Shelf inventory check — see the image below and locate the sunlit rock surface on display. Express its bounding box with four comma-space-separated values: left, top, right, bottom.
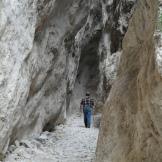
96, 0, 160, 162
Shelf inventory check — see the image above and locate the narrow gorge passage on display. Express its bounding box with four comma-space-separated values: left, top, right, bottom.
1, 0, 159, 162
3, 114, 99, 162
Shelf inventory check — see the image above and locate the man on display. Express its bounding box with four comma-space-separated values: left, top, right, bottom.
80, 92, 94, 128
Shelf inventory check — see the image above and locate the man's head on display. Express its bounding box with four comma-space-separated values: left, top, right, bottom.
86, 92, 90, 97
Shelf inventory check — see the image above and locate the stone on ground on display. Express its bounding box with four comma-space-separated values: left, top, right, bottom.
4, 114, 99, 162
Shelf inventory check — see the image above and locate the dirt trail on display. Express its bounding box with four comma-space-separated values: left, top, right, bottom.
4, 113, 99, 162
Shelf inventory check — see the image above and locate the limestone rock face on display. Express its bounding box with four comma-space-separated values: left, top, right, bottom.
96, 0, 159, 162
0, 0, 38, 153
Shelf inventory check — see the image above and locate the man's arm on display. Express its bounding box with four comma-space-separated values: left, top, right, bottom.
80, 99, 83, 113
91, 99, 95, 114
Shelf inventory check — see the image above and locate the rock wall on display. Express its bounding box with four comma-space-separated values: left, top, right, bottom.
96, 0, 159, 162
0, 0, 38, 153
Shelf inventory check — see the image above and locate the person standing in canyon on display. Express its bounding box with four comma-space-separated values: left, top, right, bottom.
80, 92, 94, 128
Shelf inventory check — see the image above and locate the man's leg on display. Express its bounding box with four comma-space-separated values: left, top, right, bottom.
84, 111, 87, 128
87, 111, 92, 128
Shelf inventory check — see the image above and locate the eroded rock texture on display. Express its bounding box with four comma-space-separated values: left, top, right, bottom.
96, 0, 159, 162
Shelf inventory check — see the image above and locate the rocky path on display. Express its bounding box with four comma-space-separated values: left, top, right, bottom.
4, 113, 99, 162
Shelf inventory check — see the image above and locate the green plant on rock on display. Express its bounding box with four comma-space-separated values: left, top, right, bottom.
157, 12, 162, 32
0, 153, 5, 161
